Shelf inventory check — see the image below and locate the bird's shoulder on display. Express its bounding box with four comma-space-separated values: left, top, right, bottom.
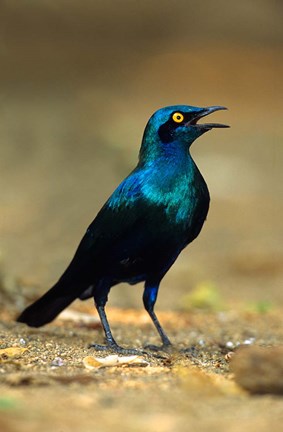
75, 168, 159, 252
74, 159, 208, 258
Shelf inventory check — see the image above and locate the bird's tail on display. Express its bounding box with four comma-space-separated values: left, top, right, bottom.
17, 279, 81, 328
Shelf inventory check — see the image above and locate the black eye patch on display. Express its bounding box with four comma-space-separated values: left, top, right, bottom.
158, 112, 190, 143
158, 120, 174, 143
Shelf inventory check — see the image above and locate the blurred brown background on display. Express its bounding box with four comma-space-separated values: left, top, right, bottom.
0, 0, 282, 309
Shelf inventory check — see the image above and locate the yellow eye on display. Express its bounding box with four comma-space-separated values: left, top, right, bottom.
172, 112, 184, 123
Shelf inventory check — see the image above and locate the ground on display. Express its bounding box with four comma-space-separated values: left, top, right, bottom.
0, 301, 283, 432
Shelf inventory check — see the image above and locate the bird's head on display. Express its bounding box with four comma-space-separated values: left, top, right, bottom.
139, 105, 229, 164
148, 105, 229, 144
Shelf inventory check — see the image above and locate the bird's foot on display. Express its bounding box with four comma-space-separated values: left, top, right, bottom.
88, 343, 109, 352
88, 342, 143, 356
180, 346, 198, 355
144, 342, 174, 353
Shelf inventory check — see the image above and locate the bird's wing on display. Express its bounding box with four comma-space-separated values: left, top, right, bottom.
78, 170, 160, 257
61, 169, 171, 281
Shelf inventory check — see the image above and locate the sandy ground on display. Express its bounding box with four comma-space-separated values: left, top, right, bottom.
1, 303, 283, 432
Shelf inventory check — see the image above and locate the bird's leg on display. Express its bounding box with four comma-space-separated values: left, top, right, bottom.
94, 304, 119, 350
89, 281, 142, 355
143, 280, 172, 351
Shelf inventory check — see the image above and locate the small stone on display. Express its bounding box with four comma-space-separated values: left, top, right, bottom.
243, 338, 255, 345
225, 341, 234, 348
51, 357, 64, 367
231, 346, 283, 394
19, 338, 27, 346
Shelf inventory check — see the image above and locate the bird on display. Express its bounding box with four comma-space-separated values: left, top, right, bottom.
17, 104, 229, 354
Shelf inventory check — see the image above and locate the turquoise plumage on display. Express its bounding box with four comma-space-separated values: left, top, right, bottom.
17, 104, 228, 353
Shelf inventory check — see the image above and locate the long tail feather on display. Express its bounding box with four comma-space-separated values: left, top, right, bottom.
17, 280, 80, 327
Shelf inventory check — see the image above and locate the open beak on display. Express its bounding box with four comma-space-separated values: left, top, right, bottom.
187, 106, 229, 130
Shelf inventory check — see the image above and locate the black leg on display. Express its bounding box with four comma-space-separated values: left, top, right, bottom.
143, 280, 172, 350
94, 304, 119, 349
89, 280, 142, 355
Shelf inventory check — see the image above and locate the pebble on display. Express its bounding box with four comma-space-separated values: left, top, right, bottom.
51, 357, 64, 367
19, 338, 27, 346
225, 341, 234, 349
243, 338, 255, 345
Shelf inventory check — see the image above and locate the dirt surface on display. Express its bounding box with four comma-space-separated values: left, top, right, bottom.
1, 304, 283, 432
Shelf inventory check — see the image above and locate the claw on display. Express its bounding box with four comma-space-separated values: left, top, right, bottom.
89, 342, 144, 356
144, 343, 174, 353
